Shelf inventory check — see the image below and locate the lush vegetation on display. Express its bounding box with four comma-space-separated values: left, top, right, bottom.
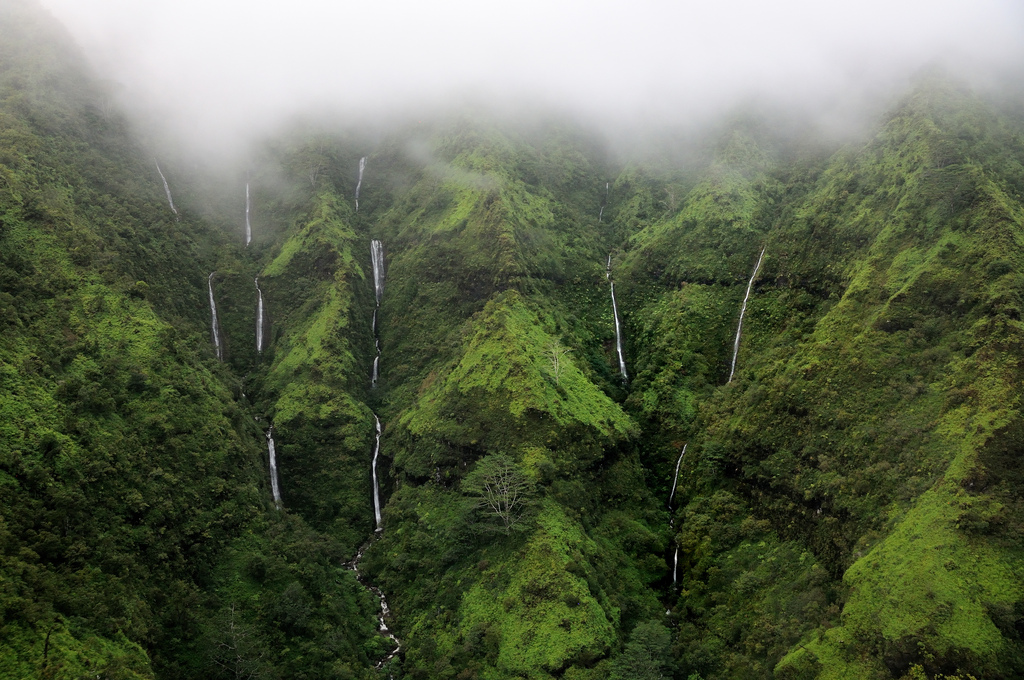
2, 2, 1023, 678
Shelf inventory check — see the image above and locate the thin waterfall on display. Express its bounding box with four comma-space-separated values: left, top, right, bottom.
355, 157, 366, 211
207, 272, 222, 361
370, 240, 385, 387
372, 415, 383, 531
673, 547, 679, 585
371, 309, 380, 385
245, 182, 252, 246
255, 277, 265, 354
606, 258, 628, 382
611, 282, 627, 381
344, 414, 400, 670
267, 426, 281, 509
154, 160, 178, 217
371, 239, 385, 304
668, 444, 687, 509
598, 206, 604, 223
728, 247, 766, 383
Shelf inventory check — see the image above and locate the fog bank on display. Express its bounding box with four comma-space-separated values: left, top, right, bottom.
39, 0, 1024, 152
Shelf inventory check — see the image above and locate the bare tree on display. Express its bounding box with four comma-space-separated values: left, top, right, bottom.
212, 603, 264, 680
462, 454, 536, 533
547, 337, 571, 385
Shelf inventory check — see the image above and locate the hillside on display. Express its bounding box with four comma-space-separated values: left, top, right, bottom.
1, 3, 1023, 679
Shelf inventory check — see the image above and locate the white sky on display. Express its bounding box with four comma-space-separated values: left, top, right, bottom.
37, 0, 1024, 150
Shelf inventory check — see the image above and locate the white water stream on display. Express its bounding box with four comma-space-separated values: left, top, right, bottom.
372, 415, 383, 531
207, 273, 222, 361
154, 161, 178, 217
347, 539, 400, 671
668, 444, 687, 510
728, 247, 766, 383
255, 277, 265, 354
266, 426, 281, 509
355, 157, 366, 211
606, 255, 628, 381
371, 240, 385, 387
245, 182, 252, 246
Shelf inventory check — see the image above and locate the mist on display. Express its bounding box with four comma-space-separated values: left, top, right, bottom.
37, 0, 1024, 155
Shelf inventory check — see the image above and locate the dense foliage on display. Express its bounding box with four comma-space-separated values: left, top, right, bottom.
2, 2, 1023, 679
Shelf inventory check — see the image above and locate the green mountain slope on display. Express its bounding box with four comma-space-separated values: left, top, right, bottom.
3, 3, 1024, 679
0, 3, 380, 678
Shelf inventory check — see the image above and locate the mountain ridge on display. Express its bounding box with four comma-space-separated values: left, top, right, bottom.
1, 3, 1023, 678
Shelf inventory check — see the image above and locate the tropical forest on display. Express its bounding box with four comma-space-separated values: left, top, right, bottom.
1, 1, 1023, 678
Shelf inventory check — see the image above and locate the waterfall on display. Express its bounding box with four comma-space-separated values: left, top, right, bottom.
598, 205, 604, 223
611, 282, 627, 382
347, 540, 400, 671
668, 444, 687, 509
672, 547, 679, 585
255, 277, 265, 354
207, 273, 222, 361
370, 240, 385, 387
605, 256, 627, 381
728, 247, 766, 383
245, 182, 252, 246
355, 156, 366, 211
372, 415, 383, 531
154, 161, 178, 217
267, 426, 281, 509
344, 412, 400, 670
371, 239, 385, 304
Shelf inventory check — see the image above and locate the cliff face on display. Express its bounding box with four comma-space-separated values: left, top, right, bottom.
2, 4, 1023, 679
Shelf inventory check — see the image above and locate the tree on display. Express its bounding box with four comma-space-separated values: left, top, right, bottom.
609, 621, 673, 680
462, 454, 537, 533
547, 337, 572, 385
211, 603, 265, 680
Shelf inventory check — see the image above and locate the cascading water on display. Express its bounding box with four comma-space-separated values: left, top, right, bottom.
350, 240, 400, 669
255, 277, 265, 354
355, 157, 366, 211
371, 239, 385, 305
673, 547, 679, 585
728, 247, 766, 383
266, 426, 281, 509
245, 182, 252, 246
372, 309, 381, 385
372, 415, 383, 531
667, 443, 687, 510
370, 239, 385, 387
154, 160, 178, 217
207, 272, 222, 361
607, 256, 628, 382
344, 415, 401, 672
347, 540, 400, 671
611, 284, 627, 381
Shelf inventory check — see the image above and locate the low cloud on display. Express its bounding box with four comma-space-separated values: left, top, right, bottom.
37, 0, 1024, 154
